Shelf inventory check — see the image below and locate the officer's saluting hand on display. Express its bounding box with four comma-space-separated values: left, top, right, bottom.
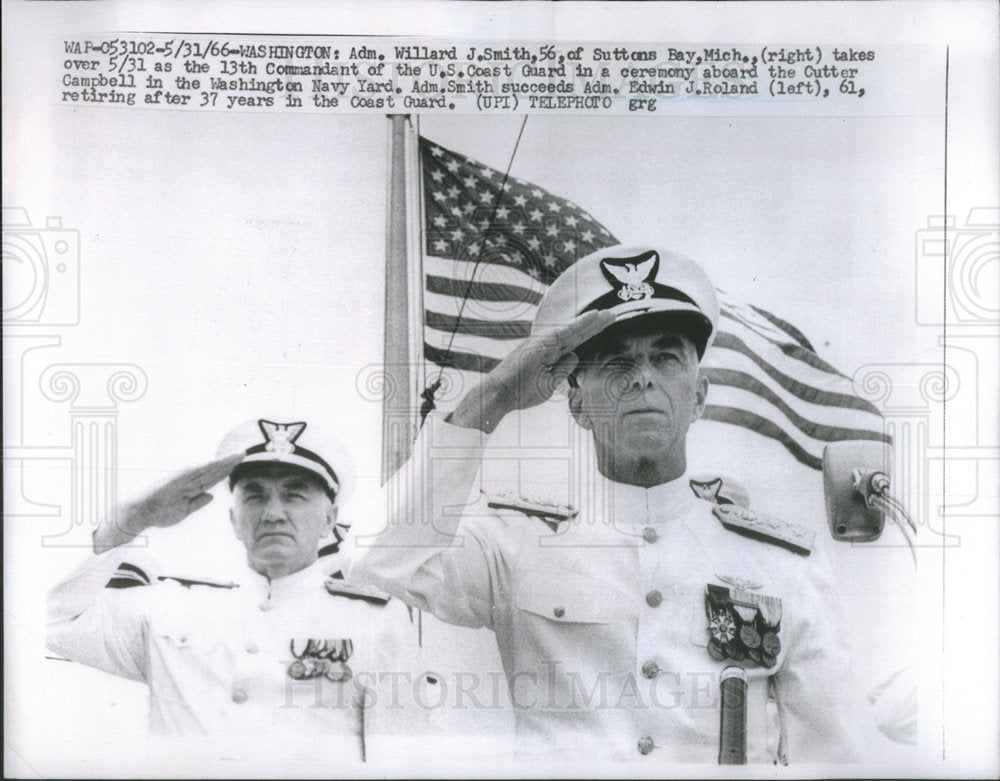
93, 452, 244, 553
448, 309, 615, 433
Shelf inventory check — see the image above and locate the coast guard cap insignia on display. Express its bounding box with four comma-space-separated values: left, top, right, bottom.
260, 420, 306, 455
220, 417, 342, 497
600, 250, 659, 302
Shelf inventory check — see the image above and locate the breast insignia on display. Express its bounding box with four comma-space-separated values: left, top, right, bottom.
689, 473, 751, 508
715, 573, 764, 592
713, 505, 815, 556
485, 490, 577, 531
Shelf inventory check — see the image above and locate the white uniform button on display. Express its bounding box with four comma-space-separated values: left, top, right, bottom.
645, 589, 663, 607
642, 526, 659, 543
245, 643, 259, 654
637, 735, 655, 755
259, 600, 274, 612
642, 660, 660, 679
232, 689, 248, 704
553, 606, 566, 618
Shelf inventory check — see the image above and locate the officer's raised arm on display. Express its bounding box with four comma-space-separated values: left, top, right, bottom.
347, 406, 499, 628
350, 309, 613, 627
92, 452, 245, 553
47, 451, 245, 677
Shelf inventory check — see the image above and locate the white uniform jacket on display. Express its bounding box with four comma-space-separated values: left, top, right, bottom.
47, 546, 425, 759
350, 415, 862, 763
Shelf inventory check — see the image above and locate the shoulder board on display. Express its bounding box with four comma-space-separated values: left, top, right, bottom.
105, 561, 152, 589
485, 490, 577, 523
157, 575, 240, 589
324, 578, 390, 605
713, 505, 814, 556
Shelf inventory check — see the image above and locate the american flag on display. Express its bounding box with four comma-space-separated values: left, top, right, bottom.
418, 136, 888, 469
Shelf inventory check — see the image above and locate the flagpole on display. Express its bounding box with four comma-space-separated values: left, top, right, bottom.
382, 114, 412, 484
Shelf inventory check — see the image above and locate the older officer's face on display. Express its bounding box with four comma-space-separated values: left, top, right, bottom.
570, 321, 708, 482
230, 465, 336, 579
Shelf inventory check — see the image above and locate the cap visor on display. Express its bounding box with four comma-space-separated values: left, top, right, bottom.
231, 453, 337, 494
574, 304, 714, 359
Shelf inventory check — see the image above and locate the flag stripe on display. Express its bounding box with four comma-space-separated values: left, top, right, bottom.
426, 274, 543, 305
711, 332, 880, 415
749, 303, 816, 352
425, 310, 531, 340
703, 347, 883, 428
424, 328, 511, 363
706, 384, 889, 466
704, 368, 890, 444
700, 406, 824, 469
718, 291, 817, 354
425, 255, 548, 294
425, 343, 501, 374
424, 290, 540, 326
719, 308, 847, 379
708, 327, 866, 407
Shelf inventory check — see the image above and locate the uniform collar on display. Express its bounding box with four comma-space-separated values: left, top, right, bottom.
241, 556, 329, 601
594, 468, 697, 526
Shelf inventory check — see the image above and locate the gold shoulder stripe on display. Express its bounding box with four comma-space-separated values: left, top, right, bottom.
157, 575, 240, 589
485, 490, 577, 522
713, 505, 814, 556
324, 579, 390, 605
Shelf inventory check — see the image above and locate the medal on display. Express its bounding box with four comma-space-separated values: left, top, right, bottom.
761, 632, 781, 658
288, 638, 354, 680
709, 610, 737, 644
708, 637, 726, 661
704, 583, 783, 669
739, 625, 761, 649
325, 663, 353, 682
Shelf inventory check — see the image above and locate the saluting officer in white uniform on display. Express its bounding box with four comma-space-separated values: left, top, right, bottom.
48, 418, 423, 761
350, 245, 862, 764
